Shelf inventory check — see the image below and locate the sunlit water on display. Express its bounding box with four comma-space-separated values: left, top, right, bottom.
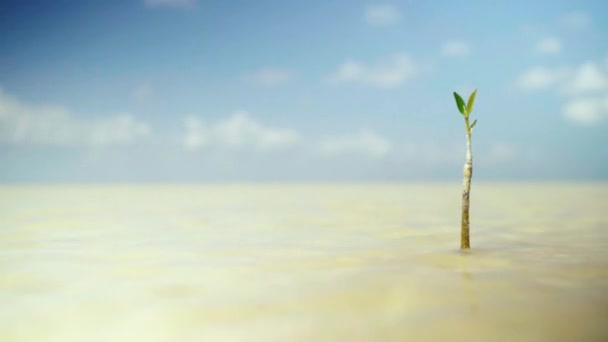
1, 183, 607, 341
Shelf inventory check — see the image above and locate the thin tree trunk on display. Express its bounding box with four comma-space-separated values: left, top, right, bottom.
461, 130, 472, 249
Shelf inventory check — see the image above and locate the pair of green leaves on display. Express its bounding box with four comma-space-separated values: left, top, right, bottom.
453, 89, 477, 129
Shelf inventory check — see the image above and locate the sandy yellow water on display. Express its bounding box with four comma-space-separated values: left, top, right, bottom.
0, 183, 607, 341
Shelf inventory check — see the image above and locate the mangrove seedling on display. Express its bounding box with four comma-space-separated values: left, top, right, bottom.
453, 89, 477, 249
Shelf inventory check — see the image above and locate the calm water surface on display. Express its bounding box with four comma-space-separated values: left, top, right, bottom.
1, 183, 607, 341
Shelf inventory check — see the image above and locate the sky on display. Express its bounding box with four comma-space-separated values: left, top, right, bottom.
0, 0, 607, 182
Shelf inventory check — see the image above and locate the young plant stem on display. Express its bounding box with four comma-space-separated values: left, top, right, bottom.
461, 118, 473, 249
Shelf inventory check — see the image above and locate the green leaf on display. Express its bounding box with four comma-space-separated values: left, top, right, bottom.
453, 92, 466, 115
466, 89, 477, 115
470, 119, 477, 129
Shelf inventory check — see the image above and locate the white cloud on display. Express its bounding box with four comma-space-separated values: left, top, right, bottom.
365, 4, 400, 27
329, 61, 363, 82
182, 113, 461, 164
318, 131, 391, 158
563, 95, 608, 125
183, 116, 208, 149
440, 40, 471, 58
183, 111, 299, 151
144, 0, 196, 8
517, 66, 569, 91
567, 62, 607, 94
518, 62, 607, 93
535, 37, 561, 55
560, 11, 591, 30
518, 56, 608, 126
398, 142, 462, 165
246, 68, 293, 87
487, 143, 517, 164
328, 53, 418, 88
132, 83, 154, 103
0, 89, 149, 147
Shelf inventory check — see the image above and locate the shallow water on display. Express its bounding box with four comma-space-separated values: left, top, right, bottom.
0, 183, 607, 341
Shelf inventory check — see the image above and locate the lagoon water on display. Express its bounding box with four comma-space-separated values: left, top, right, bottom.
0, 183, 607, 341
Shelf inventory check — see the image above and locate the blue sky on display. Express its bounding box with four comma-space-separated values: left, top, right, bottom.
0, 0, 607, 182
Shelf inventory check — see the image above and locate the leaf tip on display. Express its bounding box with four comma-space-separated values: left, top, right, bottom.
466, 89, 478, 114
453, 91, 466, 115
